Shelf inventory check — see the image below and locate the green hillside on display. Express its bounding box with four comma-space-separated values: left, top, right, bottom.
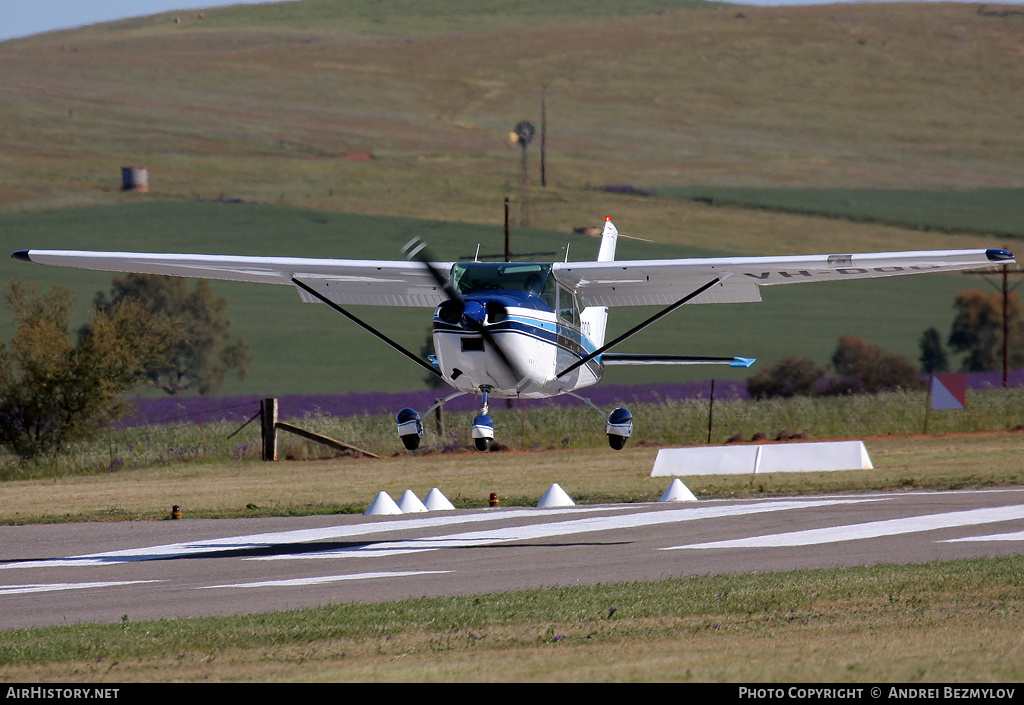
1, 1, 1021, 396
664, 187, 1024, 241
3, 1, 1023, 224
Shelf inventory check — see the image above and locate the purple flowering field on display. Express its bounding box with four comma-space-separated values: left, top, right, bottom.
117, 370, 1023, 429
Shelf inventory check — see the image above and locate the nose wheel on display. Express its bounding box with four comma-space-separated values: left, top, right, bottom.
471, 388, 494, 452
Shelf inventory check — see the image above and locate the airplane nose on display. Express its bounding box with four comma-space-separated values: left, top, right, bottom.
462, 300, 487, 327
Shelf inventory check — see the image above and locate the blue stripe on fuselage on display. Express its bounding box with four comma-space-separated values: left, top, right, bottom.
432, 289, 597, 359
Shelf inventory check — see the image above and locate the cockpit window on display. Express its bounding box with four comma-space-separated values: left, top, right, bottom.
451, 263, 555, 308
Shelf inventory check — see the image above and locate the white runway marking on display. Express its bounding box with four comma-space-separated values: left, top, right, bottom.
941, 530, 1024, 543
0, 507, 612, 570
0, 580, 162, 595
198, 570, 450, 590
662, 505, 1024, 550
248, 498, 878, 561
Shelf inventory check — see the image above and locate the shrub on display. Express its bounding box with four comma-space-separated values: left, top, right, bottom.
823, 335, 924, 395
746, 356, 825, 400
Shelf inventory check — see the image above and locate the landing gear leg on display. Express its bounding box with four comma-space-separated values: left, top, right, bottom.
471, 388, 494, 452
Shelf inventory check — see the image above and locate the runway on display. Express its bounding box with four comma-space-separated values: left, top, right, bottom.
3, 487, 1024, 630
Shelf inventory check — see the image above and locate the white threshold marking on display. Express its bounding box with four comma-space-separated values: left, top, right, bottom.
198, 570, 451, 590
0, 580, 163, 596
661, 505, 1024, 550
940, 530, 1024, 543
0, 506, 614, 570
248, 498, 878, 561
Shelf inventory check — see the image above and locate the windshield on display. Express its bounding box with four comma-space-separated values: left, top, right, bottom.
451, 262, 555, 307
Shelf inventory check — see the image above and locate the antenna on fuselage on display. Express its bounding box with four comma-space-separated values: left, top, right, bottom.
564, 243, 570, 262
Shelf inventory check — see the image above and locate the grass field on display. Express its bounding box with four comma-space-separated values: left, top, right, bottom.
4, 0, 1024, 219
663, 187, 1024, 241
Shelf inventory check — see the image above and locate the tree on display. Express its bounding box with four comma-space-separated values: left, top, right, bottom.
92, 274, 251, 395
0, 282, 174, 459
918, 327, 949, 374
947, 289, 1024, 372
824, 334, 923, 394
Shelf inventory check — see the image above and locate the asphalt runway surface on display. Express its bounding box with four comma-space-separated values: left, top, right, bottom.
3, 487, 1024, 630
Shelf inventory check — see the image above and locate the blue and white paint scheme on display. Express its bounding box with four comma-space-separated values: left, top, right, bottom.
12, 218, 1015, 451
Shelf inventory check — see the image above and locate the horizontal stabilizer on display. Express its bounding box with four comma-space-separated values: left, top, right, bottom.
601, 354, 755, 368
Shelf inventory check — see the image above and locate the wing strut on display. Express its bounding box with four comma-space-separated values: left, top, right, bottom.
556, 277, 721, 380
291, 277, 444, 380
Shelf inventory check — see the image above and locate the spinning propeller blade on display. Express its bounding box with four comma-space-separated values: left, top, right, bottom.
402, 237, 465, 311
402, 237, 524, 386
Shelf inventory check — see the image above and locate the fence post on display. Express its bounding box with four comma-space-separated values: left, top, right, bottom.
261, 398, 278, 461
434, 398, 445, 436
707, 379, 716, 444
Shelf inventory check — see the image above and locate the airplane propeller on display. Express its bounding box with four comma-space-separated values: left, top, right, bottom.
402, 236, 524, 387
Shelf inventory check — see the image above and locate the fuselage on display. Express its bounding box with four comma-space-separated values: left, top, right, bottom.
430, 262, 603, 398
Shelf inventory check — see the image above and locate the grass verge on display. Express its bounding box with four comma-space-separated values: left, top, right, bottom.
0, 423, 1022, 524
1, 556, 1022, 681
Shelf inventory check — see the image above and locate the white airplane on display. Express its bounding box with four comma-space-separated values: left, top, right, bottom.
12, 217, 1014, 451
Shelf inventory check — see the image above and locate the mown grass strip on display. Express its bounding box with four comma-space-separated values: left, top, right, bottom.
2, 556, 1022, 681
663, 187, 1024, 241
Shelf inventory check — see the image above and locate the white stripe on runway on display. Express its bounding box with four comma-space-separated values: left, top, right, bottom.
0, 507, 612, 570
198, 570, 450, 589
940, 530, 1024, 543
661, 505, 1024, 550
248, 498, 877, 561
0, 580, 162, 595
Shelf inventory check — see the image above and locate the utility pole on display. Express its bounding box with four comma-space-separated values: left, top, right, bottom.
540, 87, 547, 188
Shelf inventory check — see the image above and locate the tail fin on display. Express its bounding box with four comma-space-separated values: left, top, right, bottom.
596, 216, 619, 262
580, 217, 616, 348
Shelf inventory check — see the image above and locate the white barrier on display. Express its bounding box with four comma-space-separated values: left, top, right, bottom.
651, 441, 873, 477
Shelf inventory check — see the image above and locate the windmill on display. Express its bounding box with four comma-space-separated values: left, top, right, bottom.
510, 120, 536, 226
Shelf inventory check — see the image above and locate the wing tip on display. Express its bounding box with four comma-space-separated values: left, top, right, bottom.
987, 248, 1015, 262
11, 250, 31, 263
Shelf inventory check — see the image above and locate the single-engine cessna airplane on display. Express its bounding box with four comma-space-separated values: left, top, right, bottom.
12, 218, 1015, 451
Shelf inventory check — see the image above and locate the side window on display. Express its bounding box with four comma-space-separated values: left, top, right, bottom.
557, 285, 580, 327
541, 273, 557, 310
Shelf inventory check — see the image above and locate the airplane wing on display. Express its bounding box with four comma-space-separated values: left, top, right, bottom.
553, 249, 1015, 307
12, 247, 1015, 309
11, 250, 452, 308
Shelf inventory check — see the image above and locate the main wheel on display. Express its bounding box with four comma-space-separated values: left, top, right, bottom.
608, 434, 628, 450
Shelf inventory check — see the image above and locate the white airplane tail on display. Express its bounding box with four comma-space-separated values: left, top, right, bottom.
579, 217, 617, 348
